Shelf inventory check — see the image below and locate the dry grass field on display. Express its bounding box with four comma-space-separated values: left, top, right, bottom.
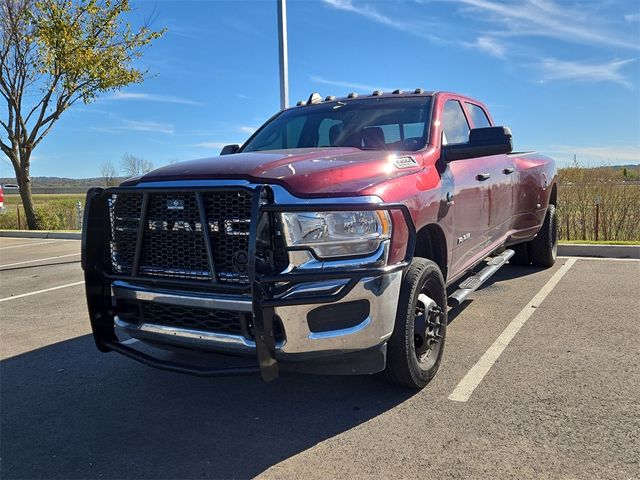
0, 194, 85, 230
557, 167, 639, 242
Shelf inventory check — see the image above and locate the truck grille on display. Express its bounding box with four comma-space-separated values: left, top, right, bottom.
141, 302, 244, 336
107, 190, 253, 284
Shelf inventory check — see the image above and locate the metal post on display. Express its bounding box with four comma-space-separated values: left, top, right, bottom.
76, 201, 83, 230
277, 0, 289, 110
595, 204, 599, 242
594, 194, 601, 242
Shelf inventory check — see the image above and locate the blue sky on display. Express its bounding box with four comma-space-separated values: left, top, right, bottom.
3, 0, 639, 178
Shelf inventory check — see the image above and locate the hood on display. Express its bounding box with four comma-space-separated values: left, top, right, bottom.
121, 147, 423, 197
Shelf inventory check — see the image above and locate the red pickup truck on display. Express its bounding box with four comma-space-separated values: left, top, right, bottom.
82, 90, 557, 388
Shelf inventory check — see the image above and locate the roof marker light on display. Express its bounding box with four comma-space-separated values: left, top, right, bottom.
392, 89, 402, 94
307, 92, 322, 104
347, 92, 358, 98
325, 95, 336, 101
414, 88, 424, 94
296, 100, 305, 106
372, 90, 382, 96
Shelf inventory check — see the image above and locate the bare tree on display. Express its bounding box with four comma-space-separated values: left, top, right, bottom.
0, 0, 164, 228
100, 160, 118, 187
121, 152, 154, 177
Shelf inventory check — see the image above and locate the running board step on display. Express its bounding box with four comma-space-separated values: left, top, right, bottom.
448, 249, 515, 307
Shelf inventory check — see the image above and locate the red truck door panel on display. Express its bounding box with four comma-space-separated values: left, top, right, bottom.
447, 160, 489, 276
461, 102, 515, 244
440, 99, 489, 276
470, 154, 514, 245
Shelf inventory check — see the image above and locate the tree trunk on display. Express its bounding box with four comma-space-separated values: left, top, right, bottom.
14, 159, 40, 230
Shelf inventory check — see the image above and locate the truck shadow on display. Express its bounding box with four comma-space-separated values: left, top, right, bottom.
1, 335, 415, 479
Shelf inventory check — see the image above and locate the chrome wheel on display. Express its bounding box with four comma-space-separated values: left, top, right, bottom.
413, 293, 445, 369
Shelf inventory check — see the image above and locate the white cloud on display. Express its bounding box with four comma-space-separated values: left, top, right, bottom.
321, 0, 447, 44
106, 92, 202, 106
94, 118, 175, 135
239, 126, 257, 134
624, 13, 640, 22
543, 145, 640, 165
190, 142, 228, 149
454, 0, 639, 50
310, 75, 394, 93
462, 36, 506, 58
536, 58, 635, 87
323, 0, 407, 29
120, 119, 175, 134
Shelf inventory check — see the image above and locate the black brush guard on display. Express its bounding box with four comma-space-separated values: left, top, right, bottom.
82, 185, 416, 381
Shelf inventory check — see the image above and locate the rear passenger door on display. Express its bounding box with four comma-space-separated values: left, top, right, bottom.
463, 102, 515, 242
442, 99, 489, 275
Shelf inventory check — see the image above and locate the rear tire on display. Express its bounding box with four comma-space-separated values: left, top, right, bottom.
529, 204, 557, 267
509, 243, 530, 265
384, 258, 447, 389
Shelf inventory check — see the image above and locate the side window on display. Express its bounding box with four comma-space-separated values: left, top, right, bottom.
442, 100, 470, 144
465, 102, 491, 128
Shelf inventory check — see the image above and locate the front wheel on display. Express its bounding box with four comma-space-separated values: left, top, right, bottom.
384, 258, 447, 389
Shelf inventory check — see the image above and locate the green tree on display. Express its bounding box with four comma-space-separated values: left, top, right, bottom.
0, 0, 164, 229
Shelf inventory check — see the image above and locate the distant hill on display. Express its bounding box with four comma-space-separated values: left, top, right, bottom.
0, 176, 125, 194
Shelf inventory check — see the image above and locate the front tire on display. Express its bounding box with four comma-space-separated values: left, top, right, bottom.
384, 258, 447, 389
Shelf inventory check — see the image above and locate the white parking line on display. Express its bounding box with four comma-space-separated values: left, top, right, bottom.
557, 255, 639, 262
0, 252, 80, 268
0, 281, 85, 303
449, 258, 577, 403
0, 240, 65, 250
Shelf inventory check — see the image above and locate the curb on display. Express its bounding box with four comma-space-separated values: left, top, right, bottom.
558, 243, 639, 259
0, 230, 81, 240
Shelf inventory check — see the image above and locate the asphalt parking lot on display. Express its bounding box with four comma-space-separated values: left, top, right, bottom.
1, 237, 639, 479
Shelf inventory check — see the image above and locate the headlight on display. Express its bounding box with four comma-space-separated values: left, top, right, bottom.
281, 210, 391, 258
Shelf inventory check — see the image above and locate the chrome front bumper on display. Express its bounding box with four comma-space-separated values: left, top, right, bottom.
112, 270, 402, 360
83, 182, 416, 379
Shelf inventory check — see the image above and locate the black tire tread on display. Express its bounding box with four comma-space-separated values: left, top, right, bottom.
529, 204, 557, 267
509, 243, 530, 265
384, 258, 447, 389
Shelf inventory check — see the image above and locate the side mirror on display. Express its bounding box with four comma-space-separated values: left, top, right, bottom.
444, 126, 513, 162
220, 144, 240, 155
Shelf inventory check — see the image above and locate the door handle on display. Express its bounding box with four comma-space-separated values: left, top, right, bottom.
503, 167, 515, 174
476, 173, 491, 181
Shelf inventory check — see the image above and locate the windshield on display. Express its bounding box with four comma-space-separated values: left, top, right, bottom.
241, 96, 432, 153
